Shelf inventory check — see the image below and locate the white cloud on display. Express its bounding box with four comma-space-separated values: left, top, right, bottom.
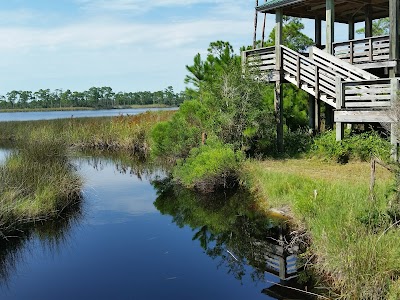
77, 0, 226, 13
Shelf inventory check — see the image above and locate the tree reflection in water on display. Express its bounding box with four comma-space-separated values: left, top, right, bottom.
153, 178, 299, 279
0, 202, 83, 286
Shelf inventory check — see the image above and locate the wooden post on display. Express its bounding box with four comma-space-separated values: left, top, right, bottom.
310, 17, 322, 134
364, 4, 373, 38
275, 9, 284, 153
253, 0, 259, 49
315, 17, 322, 47
326, 0, 335, 55
391, 122, 398, 161
348, 20, 355, 40
335, 77, 344, 141
391, 78, 399, 161
261, 13, 267, 47
389, 0, 399, 76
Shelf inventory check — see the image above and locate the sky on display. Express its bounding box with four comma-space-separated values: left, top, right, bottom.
0, 0, 363, 94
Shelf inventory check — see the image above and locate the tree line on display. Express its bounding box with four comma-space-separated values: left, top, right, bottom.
0, 86, 185, 110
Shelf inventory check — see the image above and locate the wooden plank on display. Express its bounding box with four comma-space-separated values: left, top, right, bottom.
312, 46, 378, 79
334, 110, 392, 123
345, 101, 391, 107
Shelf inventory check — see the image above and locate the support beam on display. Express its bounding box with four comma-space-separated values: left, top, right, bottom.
315, 17, 322, 47
348, 20, 355, 40
391, 122, 398, 161
261, 13, 267, 46
275, 9, 284, 153
253, 0, 259, 49
326, 0, 335, 54
325, 105, 334, 130
389, 0, 400, 76
336, 77, 344, 141
364, 4, 373, 38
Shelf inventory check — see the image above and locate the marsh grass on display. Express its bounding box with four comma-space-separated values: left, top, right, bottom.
0, 140, 82, 234
241, 159, 400, 299
0, 111, 174, 157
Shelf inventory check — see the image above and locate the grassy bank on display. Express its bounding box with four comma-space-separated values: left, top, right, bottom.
0, 140, 82, 234
241, 158, 400, 299
0, 110, 175, 156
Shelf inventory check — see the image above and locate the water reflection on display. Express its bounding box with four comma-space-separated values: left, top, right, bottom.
0, 203, 83, 285
0, 152, 317, 299
152, 178, 314, 298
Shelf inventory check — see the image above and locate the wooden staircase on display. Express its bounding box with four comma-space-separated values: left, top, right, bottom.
244, 45, 399, 123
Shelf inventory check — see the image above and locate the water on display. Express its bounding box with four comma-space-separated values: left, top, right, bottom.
0, 107, 176, 122
0, 154, 312, 300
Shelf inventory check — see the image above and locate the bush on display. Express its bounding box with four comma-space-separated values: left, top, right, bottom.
173, 141, 244, 193
151, 100, 209, 161
310, 130, 391, 163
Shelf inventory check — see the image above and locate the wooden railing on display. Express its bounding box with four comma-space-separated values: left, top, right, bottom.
242, 46, 276, 72
333, 35, 390, 65
337, 78, 399, 109
243, 45, 394, 110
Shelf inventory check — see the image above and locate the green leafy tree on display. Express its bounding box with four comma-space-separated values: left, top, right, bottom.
356, 18, 389, 36
265, 16, 314, 52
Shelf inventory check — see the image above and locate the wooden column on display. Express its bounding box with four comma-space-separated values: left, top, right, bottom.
365, 4, 373, 38
275, 9, 284, 153
315, 17, 322, 47
325, 0, 335, 130
335, 77, 344, 141
253, 0, 259, 49
389, 0, 399, 159
325, 0, 335, 55
389, 0, 400, 77
348, 20, 355, 40
261, 13, 267, 46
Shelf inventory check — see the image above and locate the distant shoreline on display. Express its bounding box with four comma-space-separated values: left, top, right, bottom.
0, 104, 173, 113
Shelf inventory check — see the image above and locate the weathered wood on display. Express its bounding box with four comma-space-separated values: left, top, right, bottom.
275, 9, 283, 153
261, 12, 267, 46
312, 47, 379, 80
336, 122, 344, 141
326, 0, 335, 55
364, 4, 372, 38
315, 17, 322, 47
334, 110, 392, 123
389, 0, 399, 76
253, 0, 259, 49
391, 122, 398, 161
348, 20, 355, 40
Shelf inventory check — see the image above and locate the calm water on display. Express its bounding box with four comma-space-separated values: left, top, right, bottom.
0, 154, 311, 300
0, 107, 176, 122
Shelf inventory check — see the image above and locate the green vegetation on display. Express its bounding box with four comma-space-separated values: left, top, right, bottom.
0, 110, 174, 157
310, 130, 391, 163
0, 139, 81, 233
241, 159, 399, 299
173, 142, 244, 192
0, 86, 184, 110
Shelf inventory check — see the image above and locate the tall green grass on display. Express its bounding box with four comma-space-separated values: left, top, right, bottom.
0, 111, 175, 157
0, 139, 81, 233
241, 159, 400, 299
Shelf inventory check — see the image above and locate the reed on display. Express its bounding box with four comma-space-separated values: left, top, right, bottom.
0, 139, 82, 234
0, 110, 175, 157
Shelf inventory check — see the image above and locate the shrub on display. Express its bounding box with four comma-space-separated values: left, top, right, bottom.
173, 141, 244, 192
310, 130, 391, 163
151, 100, 209, 160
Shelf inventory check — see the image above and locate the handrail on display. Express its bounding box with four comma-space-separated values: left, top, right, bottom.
338, 78, 398, 109
333, 35, 390, 65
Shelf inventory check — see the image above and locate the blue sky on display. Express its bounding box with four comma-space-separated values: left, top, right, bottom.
0, 0, 362, 94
